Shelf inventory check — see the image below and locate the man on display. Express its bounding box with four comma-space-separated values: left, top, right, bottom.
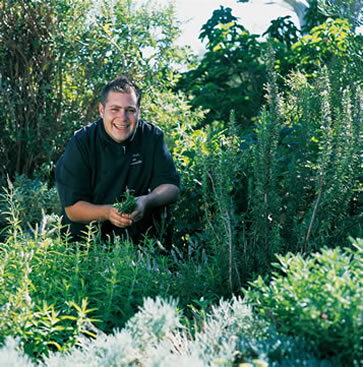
55, 76, 180, 241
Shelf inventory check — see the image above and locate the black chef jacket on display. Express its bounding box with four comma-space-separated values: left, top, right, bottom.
55, 118, 180, 239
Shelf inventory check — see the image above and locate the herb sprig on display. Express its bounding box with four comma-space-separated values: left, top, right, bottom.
113, 188, 137, 214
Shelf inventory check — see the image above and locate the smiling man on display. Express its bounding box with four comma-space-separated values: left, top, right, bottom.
55, 76, 180, 242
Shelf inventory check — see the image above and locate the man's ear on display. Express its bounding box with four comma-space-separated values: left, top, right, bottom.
99, 102, 104, 118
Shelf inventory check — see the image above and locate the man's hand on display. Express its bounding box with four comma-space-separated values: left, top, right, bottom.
129, 195, 149, 223
130, 184, 180, 223
65, 184, 179, 228
108, 206, 133, 228
110, 195, 148, 227
65, 201, 133, 228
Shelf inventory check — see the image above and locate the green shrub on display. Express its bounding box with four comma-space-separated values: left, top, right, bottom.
0, 231, 98, 361
0, 174, 61, 231
0, 0, 190, 180
0, 184, 222, 360
244, 238, 363, 365
172, 59, 361, 294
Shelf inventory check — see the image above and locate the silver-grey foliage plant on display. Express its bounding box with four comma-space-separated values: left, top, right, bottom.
0, 296, 266, 367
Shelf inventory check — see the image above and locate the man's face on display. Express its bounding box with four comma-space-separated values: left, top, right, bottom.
99, 90, 140, 144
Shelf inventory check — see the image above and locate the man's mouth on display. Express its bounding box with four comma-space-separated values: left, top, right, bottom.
114, 123, 128, 130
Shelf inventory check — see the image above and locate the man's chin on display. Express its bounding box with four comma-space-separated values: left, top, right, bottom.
113, 132, 131, 144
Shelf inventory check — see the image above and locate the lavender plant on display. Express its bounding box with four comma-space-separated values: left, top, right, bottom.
1, 287, 354, 366
0, 338, 34, 367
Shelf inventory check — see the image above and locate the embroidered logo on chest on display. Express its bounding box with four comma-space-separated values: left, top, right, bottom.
130, 153, 142, 166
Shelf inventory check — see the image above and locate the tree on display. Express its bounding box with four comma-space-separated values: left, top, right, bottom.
176, 5, 307, 129
318, 0, 362, 29
0, 0, 69, 180
177, 6, 265, 129
257, 0, 361, 32
290, 17, 362, 78
0, 0, 190, 183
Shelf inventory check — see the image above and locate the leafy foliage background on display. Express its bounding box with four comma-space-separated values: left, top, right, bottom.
0, 0, 362, 365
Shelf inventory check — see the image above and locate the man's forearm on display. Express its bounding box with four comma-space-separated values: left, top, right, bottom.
65, 184, 180, 224
144, 184, 180, 210
65, 201, 111, 223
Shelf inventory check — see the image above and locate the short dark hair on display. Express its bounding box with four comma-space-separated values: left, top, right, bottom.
100, 76, 142, 107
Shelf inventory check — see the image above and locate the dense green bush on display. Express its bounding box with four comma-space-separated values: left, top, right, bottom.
245, 238, 363, 365
173, 63, 361, 292
0, 179, 360, 365
177, 6, 266, 129
0, 0, 361, 365
0, 229, 97, 360
0, 187, 221, 360
291, 18, 362, 78
0, 174, 61, 231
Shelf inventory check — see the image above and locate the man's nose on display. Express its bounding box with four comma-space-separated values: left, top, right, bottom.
117, 109, 127, 120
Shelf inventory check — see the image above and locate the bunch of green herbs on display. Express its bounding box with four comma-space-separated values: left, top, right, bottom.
113, 188, 137, 215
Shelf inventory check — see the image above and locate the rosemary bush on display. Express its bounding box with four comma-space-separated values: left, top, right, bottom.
173, 59, 361, 291
246, 61, 361, 266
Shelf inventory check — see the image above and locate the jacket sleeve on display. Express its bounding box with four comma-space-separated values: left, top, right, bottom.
55, 135, 93, 207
